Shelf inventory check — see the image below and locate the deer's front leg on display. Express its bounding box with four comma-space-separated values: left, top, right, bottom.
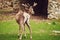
24, 24, 27, 38
24, 16, 27, 38
26, 19, 32, 40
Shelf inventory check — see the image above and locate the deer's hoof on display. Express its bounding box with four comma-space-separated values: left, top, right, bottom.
19, 38, 22, 40
30, 37, 32, 40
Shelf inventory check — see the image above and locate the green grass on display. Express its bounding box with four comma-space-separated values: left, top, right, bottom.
0, 19, 60, 40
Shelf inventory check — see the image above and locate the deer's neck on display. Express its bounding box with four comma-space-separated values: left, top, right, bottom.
23, 12, 30, 16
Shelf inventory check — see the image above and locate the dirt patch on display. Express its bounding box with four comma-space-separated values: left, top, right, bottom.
0, 12, 16, 21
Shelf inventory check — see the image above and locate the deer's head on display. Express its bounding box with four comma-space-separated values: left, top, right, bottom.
22, 2, 37, 14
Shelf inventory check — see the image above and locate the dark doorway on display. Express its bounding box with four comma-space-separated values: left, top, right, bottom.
19, 0, 48, 19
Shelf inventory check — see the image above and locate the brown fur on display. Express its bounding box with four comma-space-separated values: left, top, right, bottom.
15, 2, 37, 40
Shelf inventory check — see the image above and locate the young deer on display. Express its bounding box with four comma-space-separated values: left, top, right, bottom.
15, 2, 37, 40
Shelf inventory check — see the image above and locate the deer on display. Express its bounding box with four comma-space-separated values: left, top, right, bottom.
15, 2, 37, 40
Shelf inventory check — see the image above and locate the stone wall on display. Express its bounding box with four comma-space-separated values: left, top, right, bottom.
48, 0, 60, 19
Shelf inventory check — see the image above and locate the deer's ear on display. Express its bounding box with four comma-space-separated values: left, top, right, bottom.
22, 4, 28, 7
33, 2, 37, 7
22, 4, 24, 6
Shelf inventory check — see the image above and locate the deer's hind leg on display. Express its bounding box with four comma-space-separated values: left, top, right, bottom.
19, 23, 25, 40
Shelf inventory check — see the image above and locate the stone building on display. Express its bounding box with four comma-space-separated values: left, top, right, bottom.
48, 0, 60, 19
0, 0, 60, 19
